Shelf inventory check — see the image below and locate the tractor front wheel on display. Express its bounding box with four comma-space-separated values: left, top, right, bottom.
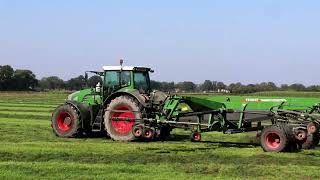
260, 125, 289, 152
104, 96, 142, 141
51, 104, 82, 138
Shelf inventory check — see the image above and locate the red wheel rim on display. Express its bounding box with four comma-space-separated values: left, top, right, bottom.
134, 127, 142, 137
265, 132, 281, 149
144, 129, 153, 139
193, 133, 201, 141
57, 112, 73, 131
295, 130, 307, 141
111, 105, 135, 134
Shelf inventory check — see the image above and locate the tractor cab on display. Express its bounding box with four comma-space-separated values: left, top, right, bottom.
102, 65, 152, 96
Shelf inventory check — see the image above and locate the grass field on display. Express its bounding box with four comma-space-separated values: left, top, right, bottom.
1, 92, 320, 179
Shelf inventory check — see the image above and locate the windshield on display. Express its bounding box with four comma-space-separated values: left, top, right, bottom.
105, 71, 131, 88
134, 71, 150, 93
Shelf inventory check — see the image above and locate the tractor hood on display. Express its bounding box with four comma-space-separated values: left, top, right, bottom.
67, 88, 102, 106
67, 88, 93, 103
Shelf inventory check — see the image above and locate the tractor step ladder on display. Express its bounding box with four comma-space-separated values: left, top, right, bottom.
92, 109, 103, 132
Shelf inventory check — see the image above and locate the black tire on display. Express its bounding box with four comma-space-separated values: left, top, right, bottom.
133, 126, 143, 138
104, 96, 142, 141
143, 127, 155, 140
51, 104, 82, 138
260, 125, 289, 152
302, 134, 320, 149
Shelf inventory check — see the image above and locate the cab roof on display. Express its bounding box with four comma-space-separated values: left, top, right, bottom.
102, 66, 151, 72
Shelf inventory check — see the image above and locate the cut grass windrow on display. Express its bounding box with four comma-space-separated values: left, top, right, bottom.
0, 103, 59, 108
0, 101, 60, 105
0, 113, 51, 120
0, 108, 54, 113
0, 110, 51, 116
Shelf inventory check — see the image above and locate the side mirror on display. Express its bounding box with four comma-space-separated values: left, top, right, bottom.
85, 72, 89, 87
85, 72, 88, 81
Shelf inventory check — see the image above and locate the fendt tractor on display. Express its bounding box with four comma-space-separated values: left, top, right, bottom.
51, 61, 320, 152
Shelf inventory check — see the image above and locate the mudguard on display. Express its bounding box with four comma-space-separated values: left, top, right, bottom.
104, 90, 150, 108
65, 100, 91, 129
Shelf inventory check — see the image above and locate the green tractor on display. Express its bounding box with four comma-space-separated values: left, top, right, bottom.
52, 61, 320, 152
52, 60, 165, 141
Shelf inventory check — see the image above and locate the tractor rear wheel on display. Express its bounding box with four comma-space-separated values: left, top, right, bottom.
51, 104, 82, 138
104, 96, 142, 141
260, 125, 289, 152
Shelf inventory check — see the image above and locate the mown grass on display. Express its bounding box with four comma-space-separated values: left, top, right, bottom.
249, 91, 320, 98
180, 91, 320, 98
0, 91, 320, 179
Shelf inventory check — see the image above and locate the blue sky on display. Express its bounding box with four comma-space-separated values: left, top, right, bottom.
0, 0, 320, 85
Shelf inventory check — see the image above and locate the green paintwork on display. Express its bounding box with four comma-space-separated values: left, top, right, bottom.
187, 95, 320, 110
67, 67, 151, 107
67, 88, 102, 106
183, 96, 226, 110
160, 95, 226, 120
161, 96, 181, 119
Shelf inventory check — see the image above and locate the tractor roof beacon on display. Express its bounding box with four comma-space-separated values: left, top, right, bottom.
51, 60, 320, 152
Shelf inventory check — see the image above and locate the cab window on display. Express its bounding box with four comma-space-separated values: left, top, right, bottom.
105, 71, 131, 88
121, 71, 131, 86
134, 72, 149, 93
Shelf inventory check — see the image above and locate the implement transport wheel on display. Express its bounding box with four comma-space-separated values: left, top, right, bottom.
307, 122, 319, 134
260, 125, 289, 152
51, 104, 82, 138
104, 96, 142, 141
294, 129, 307, 141
143, 128, 155, 140
191, 132, 202, 142
302, 134, 320, 149
133, 126, 143, 138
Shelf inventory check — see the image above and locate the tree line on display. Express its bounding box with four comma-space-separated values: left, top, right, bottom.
0, 65, 101, 91
151, 80, 320, 94
1, 64, 320, 93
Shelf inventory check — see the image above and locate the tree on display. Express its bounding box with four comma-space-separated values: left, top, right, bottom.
150, 81, 175, 92
267, 82, 278, 91
66, 75, 86, 90
200, 80, 213, 92
255, 82, 278, 92
307, 85, 319, 92
245, 84, 257, 93
0, 65, 14, 90
177, 81, 196, 92
216, 81, 226, 90
161, 82, 175, 92
280, 84, 289, 91
13, 69, 38, 90
228, 82, 243, 94
88, 75, 103, 87
289, 83, 306, 91
39, 76, 65, 90
150, 80, 161, 90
